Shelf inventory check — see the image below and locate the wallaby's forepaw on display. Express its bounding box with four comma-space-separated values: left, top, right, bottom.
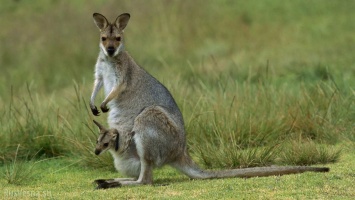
100, 104, 109, 113
94, 179, 121, 189
91, 106, 100, 116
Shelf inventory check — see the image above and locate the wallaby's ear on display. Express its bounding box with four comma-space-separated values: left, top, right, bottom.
115, 13, 130, 31
93, 13, 109, 31
93, 120, 105, 131
114, 130, 119, 151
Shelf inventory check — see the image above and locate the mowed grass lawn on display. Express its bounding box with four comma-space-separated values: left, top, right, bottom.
1, 147, 355, 199
1, 0, 354, 199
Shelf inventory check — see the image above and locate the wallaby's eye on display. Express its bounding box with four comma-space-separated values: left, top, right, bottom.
103, 143, 109, 147
101, 37, 107, 41
115, 37, 121, 41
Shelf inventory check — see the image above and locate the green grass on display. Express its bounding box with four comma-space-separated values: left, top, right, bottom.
0, 0, 354, 198
2, 145, 40, 185
1, 150, 355, 199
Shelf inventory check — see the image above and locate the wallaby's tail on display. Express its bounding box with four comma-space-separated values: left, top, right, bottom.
172, 153, 329, 179
203, 165, 329, 179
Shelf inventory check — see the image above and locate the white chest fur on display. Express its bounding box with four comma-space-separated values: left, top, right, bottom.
96, 59, 120, 96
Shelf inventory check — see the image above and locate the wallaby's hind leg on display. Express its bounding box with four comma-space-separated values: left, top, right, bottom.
94, 105, 183, 189
94, 159, 153, 189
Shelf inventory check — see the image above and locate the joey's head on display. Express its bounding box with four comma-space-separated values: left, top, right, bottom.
93, 120, 120, 155
93, 13, 130, 57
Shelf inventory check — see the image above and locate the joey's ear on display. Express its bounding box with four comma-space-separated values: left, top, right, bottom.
115, 13, 130, 31
93, 13, 109, 30
93, 120, 105, 131
114, 130, 119, 151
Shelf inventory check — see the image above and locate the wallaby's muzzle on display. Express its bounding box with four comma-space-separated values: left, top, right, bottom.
107, 46, 115, 56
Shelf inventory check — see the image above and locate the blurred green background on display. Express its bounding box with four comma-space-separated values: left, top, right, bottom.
0, 0, 354, 168
1, 0, 353, 96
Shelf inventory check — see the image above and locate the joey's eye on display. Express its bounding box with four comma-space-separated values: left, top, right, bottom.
101, 37, 107, 41
115, 37, 121, 41
96, 141, 98, 144
103, 143, 109, 147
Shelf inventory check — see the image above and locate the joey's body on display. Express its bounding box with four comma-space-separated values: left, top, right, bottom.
90, 13, 329, 189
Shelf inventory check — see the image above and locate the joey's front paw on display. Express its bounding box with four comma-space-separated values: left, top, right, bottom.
100, 103, 109, 113
91, 106, 100, 116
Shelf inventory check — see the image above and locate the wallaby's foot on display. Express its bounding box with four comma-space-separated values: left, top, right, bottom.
94, 179, 111, 185
94, 178, 147, 189
95, 181, 122, 189
91, 105, 100, 116
94, 179, 121, 189
100, 103, 109, 113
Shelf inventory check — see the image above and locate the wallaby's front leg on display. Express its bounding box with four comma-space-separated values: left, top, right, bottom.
90, 78, 103, 116
100, 82, 126, 113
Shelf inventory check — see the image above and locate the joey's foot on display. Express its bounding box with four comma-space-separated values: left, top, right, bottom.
94, 179, 121, 189
91, 106, 100, 116
100, 104, 109, 113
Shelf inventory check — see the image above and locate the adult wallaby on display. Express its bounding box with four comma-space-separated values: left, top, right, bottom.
89, 13, 329, 189
92, 120, 329, 189
89, 12, 183, 136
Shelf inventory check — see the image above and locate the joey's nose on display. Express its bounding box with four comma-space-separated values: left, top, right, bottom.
107, 47, 115, 56
95, 149, 101, 155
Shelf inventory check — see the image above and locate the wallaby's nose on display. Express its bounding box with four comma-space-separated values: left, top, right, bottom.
95, 149, 101, 155
107, 47, 115, 56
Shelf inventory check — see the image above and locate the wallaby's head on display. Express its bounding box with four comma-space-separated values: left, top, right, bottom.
93, 120, 119, 155
93, 13, 130, 57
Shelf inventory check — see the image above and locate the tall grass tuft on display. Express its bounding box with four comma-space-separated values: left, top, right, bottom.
185, 68, 346, 169
278, 139, 341, 165
2, 145, 41, 185
1, 85, 66, 162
